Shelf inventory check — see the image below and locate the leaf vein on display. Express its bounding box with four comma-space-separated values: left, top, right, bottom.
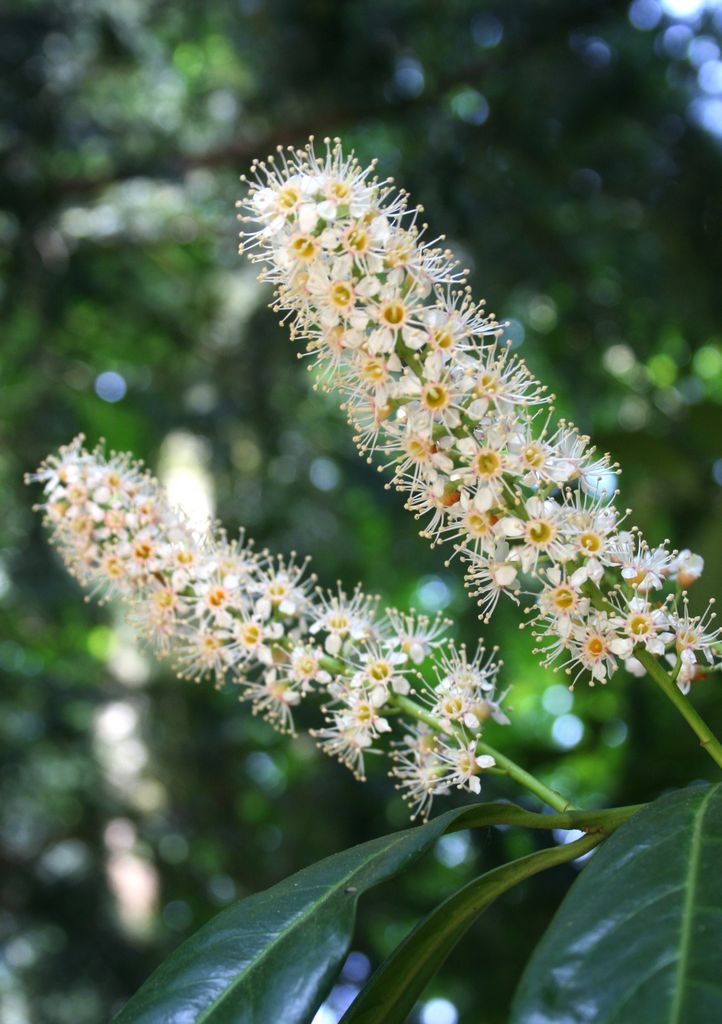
668, 786, 717, 1024
190, 828, 430, 1024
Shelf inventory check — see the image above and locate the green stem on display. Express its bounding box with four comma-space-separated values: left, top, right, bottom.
444, 800, 644, 837
339, 830, 610, 1024
581, 579, 616, 614
393, 693, 573, 813
319, 656, 574, 812
394, 337, 425, 379
634, 646, 722, 770
391, 692, 446, 733
477, 739, 574, 812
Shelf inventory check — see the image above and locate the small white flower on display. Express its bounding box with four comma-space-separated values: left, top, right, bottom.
668, 549, 704, 588
437, 739, 496, 795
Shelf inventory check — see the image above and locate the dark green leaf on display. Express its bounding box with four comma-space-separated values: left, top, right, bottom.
113, 801, 641, 1023
340, 832, 603, 1024
511, 783, 722, 1024
113, 803, 533, 1024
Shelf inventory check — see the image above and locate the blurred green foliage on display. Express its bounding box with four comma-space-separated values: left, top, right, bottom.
2, 1, 722, 1022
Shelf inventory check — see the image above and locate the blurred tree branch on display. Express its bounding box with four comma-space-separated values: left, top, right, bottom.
11, 0, 622, 200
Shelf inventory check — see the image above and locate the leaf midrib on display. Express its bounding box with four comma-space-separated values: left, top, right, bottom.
668, 785, 715, 1024
190, 828, 429, 1024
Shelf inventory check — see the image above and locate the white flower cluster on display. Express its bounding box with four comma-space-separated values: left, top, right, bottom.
237, 138, 720, 693
30, 436, 510, 818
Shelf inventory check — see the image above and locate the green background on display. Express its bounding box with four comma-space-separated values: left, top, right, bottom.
2, 1, 721, 1021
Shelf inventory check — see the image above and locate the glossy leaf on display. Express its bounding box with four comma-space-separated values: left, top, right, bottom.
511, 783, 722, 1024
340, 832, 603, 1024
113, 802, 547, 1024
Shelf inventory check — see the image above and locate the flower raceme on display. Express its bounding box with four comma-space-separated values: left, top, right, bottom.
29, 437, 511, 820
237, 137, 720, 693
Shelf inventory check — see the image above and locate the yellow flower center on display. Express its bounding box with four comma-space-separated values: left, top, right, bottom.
406, 437, 432, 462
527, 520, 554, 546
586, 636, 605, 658
279, 185, 300, 209
296, 655, 316, 676
473, 450, 501, 477
355, 703, 374, 725
580, 532, 602, 553
345, 227, 368, 253
385, 239, 413, 267
154, 589, 175, 610
431, 328, 454, 350
629, 614, 651, 636
360, 357, 387, 383
457, 751, 478, 776
380, 302, 406, 327
553, 586, 575, 611
240, 624, 261, 646
71, 515, 92, 535
104, 557, 123, 578
289, 235, 318, 261
441, 695, 463, 718
466, 512, 492, 536
329, 282, 353, 309
422, 384, 450, 411
475, 373, 500, 396
524, 445, 544, 469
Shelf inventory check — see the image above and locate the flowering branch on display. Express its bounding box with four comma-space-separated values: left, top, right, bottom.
392, 693, 572, 813
583, 579, 722, 766
28, 436, 572, 819
236, 137, 721, 732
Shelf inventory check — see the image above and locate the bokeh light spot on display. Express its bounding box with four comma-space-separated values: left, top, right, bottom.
436, 831, 472, 868
94, 371, 127, 403
163, 900, 193, 931
310, 457, 340, 491
661, 0, 706, 16
449, 87, 490, 125
604, 720, 629, 747
471, 12, 504, 48
342, 951, 371, 983
552, 714, 584, 749
504, 319, 526, 349
543, 684, 574, 715
393, 58, 425, 99
603, 344, 636, 375
693, 343, 722, 379
629, 0, 663, 29
415, 576, 452, 611
421, 998, 459, 1024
